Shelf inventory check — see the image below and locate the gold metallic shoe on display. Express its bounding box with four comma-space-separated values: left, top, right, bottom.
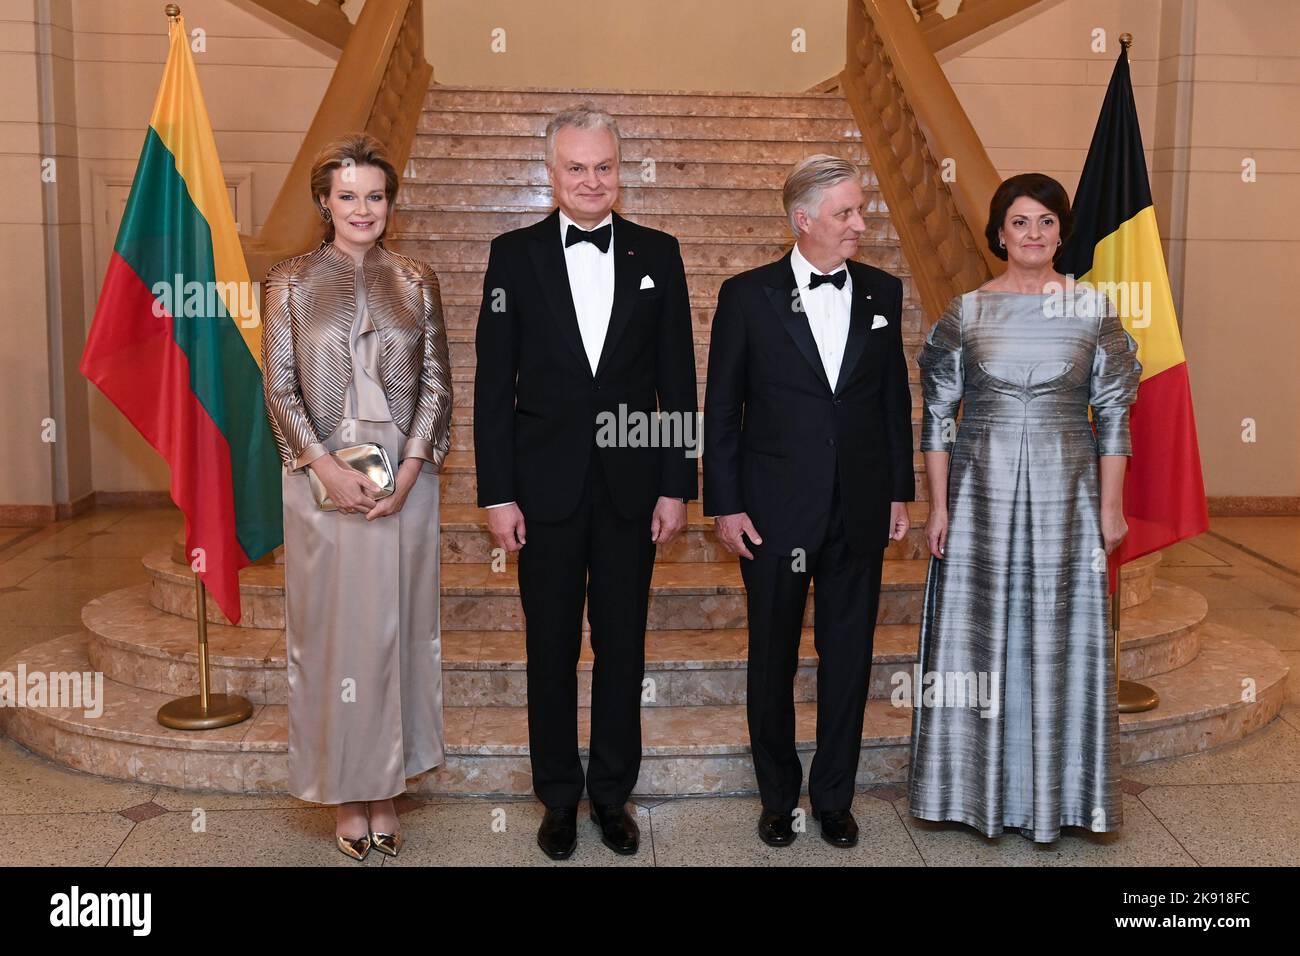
336, 832, 372, 861
370, 830, 403, 857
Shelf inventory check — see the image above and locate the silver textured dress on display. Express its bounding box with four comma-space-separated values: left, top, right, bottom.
907, 289, 1141, 842
281, 261, 444, 805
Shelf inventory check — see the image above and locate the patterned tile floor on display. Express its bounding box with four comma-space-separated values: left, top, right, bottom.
0, 507, 1296, 866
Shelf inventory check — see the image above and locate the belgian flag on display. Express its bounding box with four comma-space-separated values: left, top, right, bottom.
80, 13, 282, 624
1059, 42, 1209, 592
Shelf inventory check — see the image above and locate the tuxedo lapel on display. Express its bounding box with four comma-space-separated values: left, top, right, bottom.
834, 260, 874, 395
594, 212, 639, 379
527, 210, 591, 376
764, 252, 832, 394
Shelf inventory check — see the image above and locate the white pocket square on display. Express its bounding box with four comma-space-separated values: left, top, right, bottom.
639, 274, 655, 290
871, 314, 888, 329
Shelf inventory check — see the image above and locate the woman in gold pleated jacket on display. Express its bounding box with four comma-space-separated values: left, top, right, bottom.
261, 132, 452, 861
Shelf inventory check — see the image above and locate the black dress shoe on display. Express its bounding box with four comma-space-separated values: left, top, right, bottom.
812, 808, 859, 848
758, 808, 797, 847
538, 805, 579, 860
589, 802, 640, 855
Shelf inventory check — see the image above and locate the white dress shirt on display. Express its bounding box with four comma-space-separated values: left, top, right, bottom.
790, 241, 852, 391
559, 209, 615, 375
485, 210, 616, 511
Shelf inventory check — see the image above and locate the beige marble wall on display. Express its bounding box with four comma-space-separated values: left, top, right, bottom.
0, 0, 339, 511
422, 0, 846, 92
1, 0, 71, 517
1167, 0, 1299, 501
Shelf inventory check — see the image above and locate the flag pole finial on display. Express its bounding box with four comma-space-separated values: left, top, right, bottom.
164, 4, 180, 19
1119, 32, 1133, 50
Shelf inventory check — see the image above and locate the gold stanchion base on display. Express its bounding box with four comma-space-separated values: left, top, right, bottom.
157, 694, 254, 730
1117, 679, 1159, 713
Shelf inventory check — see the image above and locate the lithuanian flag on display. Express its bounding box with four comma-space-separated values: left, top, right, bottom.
1059, 43, 1209, 593
80, 13, 282, 624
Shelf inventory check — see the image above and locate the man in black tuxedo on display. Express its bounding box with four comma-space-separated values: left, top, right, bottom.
703, 154, 914, 848
474, 104, 698, 859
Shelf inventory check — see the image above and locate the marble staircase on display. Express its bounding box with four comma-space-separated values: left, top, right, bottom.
0, 86, 1289, 796
0, 544, 1287, 796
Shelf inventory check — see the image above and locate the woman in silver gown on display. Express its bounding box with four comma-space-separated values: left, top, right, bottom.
262, 133, 452, 860
908, 173, 1141, 843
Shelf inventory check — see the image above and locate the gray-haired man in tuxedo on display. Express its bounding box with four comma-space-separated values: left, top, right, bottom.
474, 104, 698, 858
704, 154, 914, 848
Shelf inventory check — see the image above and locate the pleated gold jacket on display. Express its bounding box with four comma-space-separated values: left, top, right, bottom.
261, 239, 452, 472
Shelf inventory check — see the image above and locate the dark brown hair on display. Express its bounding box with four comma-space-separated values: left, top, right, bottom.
984, 172, 1073, 262
309, 132, 400, 243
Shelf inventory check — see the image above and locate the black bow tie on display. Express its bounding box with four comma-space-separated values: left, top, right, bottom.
808, 269, 847, 290
565, 222, 612, 253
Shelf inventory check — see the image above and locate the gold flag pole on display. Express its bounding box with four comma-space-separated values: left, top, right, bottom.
1114, 569, 1159, 713
151, 3, 253, 730
158, 575, 253, 730
1109, 32, 1159, 715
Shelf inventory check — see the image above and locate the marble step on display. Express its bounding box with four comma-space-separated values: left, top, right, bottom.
0, 632, 910, 795
408, 262, 920, 307
438, 395, 928, 457
325, 439, 930, 473
433, 446, 928, 496
439, 410, 931, 459
437, 294, 710, 329
429, 329, 928, 376
403, 238, 906, 276
414, 134, 869, 165
436, 500, 934, 563
397, 366, 935, 452
422, 86, 859, 119
141, 544, 1162, 634
441, 339, 926, 395
407, 157, 882, 193
2, 622, 1285, 796
402, 233, 903, 271
428, 447, 930, 503
81, 577, 1203, 707
435, 296, 928, 334
170, 499, 933, 566
450, 433, 929, 466
410, 265, 915, 305
439, 353, 930, 406
167, 491, 1165, 583
142, 550, 932, 631
437, 365, 922, 401
441, 394, 926, 434
400, 209, 896, 242
419, 110, 864, 144
1115, 579, 1208, 675
397, 182, 885, 219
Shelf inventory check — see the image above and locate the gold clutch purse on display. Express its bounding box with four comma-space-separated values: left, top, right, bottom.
308, 443, 395, 512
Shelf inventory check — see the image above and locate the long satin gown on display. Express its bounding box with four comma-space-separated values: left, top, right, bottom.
281, 261, 444, 805
907, 288, 1141, 842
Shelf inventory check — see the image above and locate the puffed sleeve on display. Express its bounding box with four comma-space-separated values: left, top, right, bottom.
261, 259, 328, 473
1089, 293, 1142, 456
917, 295, 964, 452
400, 261, 453, 470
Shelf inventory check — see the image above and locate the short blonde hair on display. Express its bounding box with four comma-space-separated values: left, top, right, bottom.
782, 154, 862, 237
309, 132, 400, 242
544, 103, 622, 168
